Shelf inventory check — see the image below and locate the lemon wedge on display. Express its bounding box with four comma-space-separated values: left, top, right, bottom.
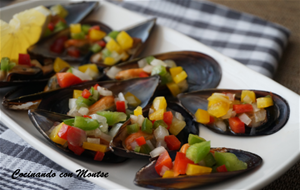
0, 6, 50, 62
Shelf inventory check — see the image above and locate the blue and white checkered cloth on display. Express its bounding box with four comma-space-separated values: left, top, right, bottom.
0, 0, 290, 189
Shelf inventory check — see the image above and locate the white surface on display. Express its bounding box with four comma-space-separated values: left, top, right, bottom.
1, 0, 300, 189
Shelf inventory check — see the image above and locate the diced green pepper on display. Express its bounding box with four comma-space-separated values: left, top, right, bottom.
202, 152, 216, 167
160, 72, 173, 85
134, 146, 141, 152
74, 116, 99, 131
54, 21, 67, 32
102, 48, 111, 58
140, 144, 151, 154
63, 118, 75, 126
145, 56, 155, 64
1, 57, 15, 71
126, 123, 139, 134
214, 152, 247, 171
142, 118, 153, 134
71, 32, 85, 40
108, 31, 120, 39
76, 96, 96, 108
186, 141, 211, 163
43, 28, 52, 37
188, 134, 206, 145
89, 87, 99, 101
151, 65, 167, 77
90, 44, 102, 53
97, 111, 127, 126
153, 120, 168, 129
81, 24, 91, 35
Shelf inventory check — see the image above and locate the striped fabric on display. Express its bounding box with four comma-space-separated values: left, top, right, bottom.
0, 0, 290, 189
110, 0, 290, 78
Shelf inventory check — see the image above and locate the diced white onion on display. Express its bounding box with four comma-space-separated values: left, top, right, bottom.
109, 123, 123, 137
137, 115, 145, 126
156, 140, 167, 149
175, 112, 184, 121
71, 68, 92, 81
143, 65, 153, 73
164, 60, 177, 68
150, 59, 167, 67
177, 80, 189, 93
69, 98, 77, 110
251, 103, 261, 112
90, 114, 108, 133
154, 126, 169, 140
130, 115, 138, 124
86, 128, 102, 137
78, 107, 89, 116
239, 113, 252, 125
226, 93, 235, 101
126, 96, 137, 106
97, 86, 113, 96
67, 105, 80, 116
104, 36, 112, 42
243, 95, 253, 103
146, 140, 155, 150
221, 108, 233, 119
106, 66, 122, 79
150, 147, 167, 158
99, 132, 112, 143
149, 108, 154, 117
111, 51, 123, 63
87, 137, 100, 144
130, 141, 139, 150
84, 67, 99, 79
215, 120, 227, 131
254, 109, 266, 122
138, 58, 148, 68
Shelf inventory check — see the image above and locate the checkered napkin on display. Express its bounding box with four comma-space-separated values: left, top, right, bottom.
0, 0, 290, 189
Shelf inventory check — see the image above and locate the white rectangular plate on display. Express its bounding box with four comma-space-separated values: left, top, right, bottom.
1, 0, 299, 189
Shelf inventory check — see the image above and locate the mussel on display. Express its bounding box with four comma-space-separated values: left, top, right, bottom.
3, 76, 160, 111
178, 89, 290, 136
89, 18, 156, 67
110, 101, 199, 159
104, 51, 222, 95
134, 148, 262, 189
28, 109, 127, 163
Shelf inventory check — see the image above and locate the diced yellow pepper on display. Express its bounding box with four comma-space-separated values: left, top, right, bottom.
104, 57, 116, 66
166, 82, 181, 97
170, 67, 183, 78
162, 170, 176, 178
70, 23, 81, 34
82, 142, 107, 152
78, 64, 99, 73
73, 90, 83, 99
106, 39, 123, 54
169, 117, 186, 135
124, 92, 141, 107
53, 57, 70, 73
149, 109, 164, 121
134, 106, 143, 116
153, 97, 167, 111
256, 96, 273, 108
121, 52, 129, 61
207, 93, 230, 118
186, 164, 212, 176
116, 31, 133, 50
89, 29, 106, 41
241, 90, 256, 103
173, 71, 188, 84
49, 123, 67, 145
195, 109, 210, 124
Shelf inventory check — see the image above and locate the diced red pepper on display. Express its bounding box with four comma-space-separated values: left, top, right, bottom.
83, 115, 92, 119
233, 104, 253, 114
68, 143, 85, 155
124, 130, 152, 150
208, 116, 215, 125
51, 15, 67, 25
94, 84, 99, 90
67, 47, 80, 58
139, 71, 150, 78
155, 151, 173, 176
57, 124, 71, 140
229, 117, 245, 134
216, 164, 228, 172
96, 40, 106, 48
18, 54, 31, 66
50, 36, 68, 54
89, 25, 100, 31
163, 111, 173, 125
135, 136, 146, 146
67, 126, 86, 147
116, 101, 126, 113
94, 151, 105, 161
82, 89, 91, 99
164, 135, 181, 150
173, 152, 194, 175
56, 73, 83, 88
48, 23, 54, 31
151, 120, 156, 125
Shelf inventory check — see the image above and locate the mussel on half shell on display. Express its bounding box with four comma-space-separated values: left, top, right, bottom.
110, 101, 199, 159
104, 51, 222, 95
178, 89, 290, 136
134, 148, 262, 189
28, 109, 127, 163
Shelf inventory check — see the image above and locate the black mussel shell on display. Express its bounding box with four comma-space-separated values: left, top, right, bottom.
104, 51, 222, 94
178, 89, 290, 136
110, 101, 199, 159
134, 148, 262, 189
92, 18, 156, 67
28, 109, 127, 163
27, 21, 112, 63
3, 76, 159, 111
